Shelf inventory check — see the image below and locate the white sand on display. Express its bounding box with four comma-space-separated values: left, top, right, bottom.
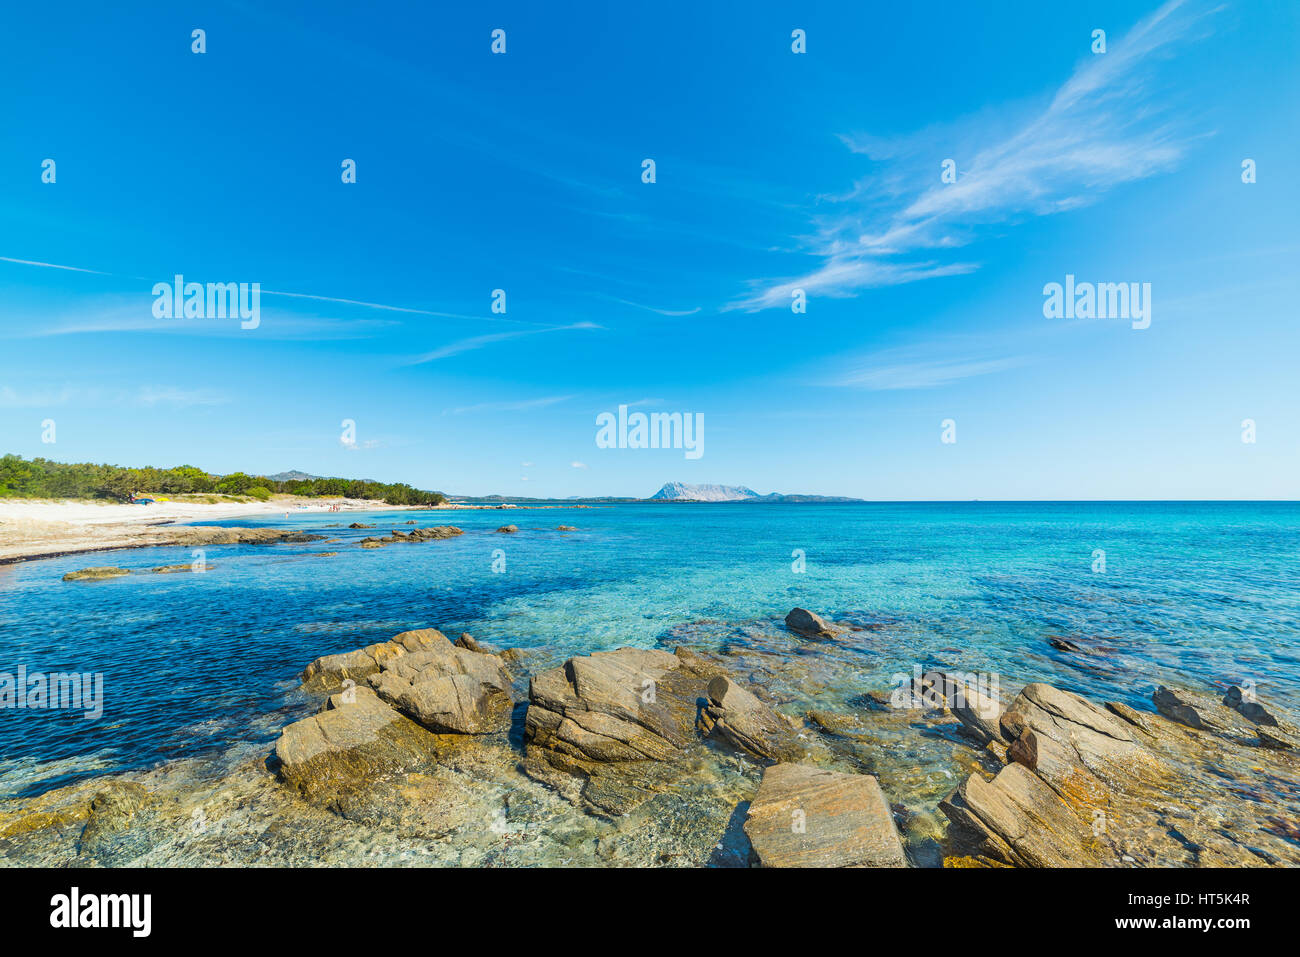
0, 497, 399, 528
0, 497, 407, 563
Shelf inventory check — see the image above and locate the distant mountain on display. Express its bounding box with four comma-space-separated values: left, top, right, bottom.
265, 470, 322, 482
649, 482, 760, 502
447, 483, 862, 503
649, 482, 862, 503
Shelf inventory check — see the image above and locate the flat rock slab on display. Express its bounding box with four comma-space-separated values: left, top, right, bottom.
62, 566, 131, 581
358, 526, 463, 547
274, 687, 439, 809
700, 675, 802, 762
744, 763, 907, 867
1009, 682, 1158, 793
940, 760, 1104, 867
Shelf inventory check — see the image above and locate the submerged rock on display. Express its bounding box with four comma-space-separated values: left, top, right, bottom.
496, 525, 518, 534
358, 526, 463, 547
409, 525, 463, 540
1153, 686, 1252, 735
904, 671, 1004, 744
1223, 685, 1280, 726
784, 607, 838, 640
167, 527, 324, 546
744, 763, 907, 867
62, 566, 130, 581
806, 709, 861, 736
151, 563, 216, 574
1258, 725, 1298, 751
77, 781, 155, 865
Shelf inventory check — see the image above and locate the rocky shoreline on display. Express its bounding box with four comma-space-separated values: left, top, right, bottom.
0, 503, 584, 565
2, 607, 1297, 867
3, 524, 329, 566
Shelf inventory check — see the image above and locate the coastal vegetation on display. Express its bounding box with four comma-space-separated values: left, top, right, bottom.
0, 454, 446, 506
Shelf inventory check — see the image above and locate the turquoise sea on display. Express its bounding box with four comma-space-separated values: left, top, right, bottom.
2, 502, 1298, 801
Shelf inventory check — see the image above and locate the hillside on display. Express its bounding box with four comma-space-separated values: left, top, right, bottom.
649, 482, 760, 502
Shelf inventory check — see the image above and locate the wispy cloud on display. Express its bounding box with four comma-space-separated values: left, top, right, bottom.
445, 395, 577, 415
16, 303, 397, 340
825, 346, 1031, 390
135, 386, 230, 406
570, 461, 589, 470
601, 296, 701, 317
405, 322, 600, 364
0, 384, 229, 408
0, 256, 114, 276
1, 256, 538, 326
734, 0, 1212, 310
260, 289, 497, 322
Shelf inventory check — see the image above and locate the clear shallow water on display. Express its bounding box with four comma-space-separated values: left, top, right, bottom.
2, 502, 1298, 800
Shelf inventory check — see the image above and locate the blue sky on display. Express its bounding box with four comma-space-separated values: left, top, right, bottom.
1, 0, 1297, 499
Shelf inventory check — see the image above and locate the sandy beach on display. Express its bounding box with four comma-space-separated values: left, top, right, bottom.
0, 498, 585, 563
0, 497, 407, 564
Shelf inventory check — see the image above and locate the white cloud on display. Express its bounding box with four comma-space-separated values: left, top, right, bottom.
603, 296, 701, 317
135, 386, 229, 406
829, 351, 1031, 390
406, 322, 600, 364
261, 289, 484, 319
445, 395, 577, 415
733, 0, 1212, 311
570, 461, 589, 469
0, 256, 113, 275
